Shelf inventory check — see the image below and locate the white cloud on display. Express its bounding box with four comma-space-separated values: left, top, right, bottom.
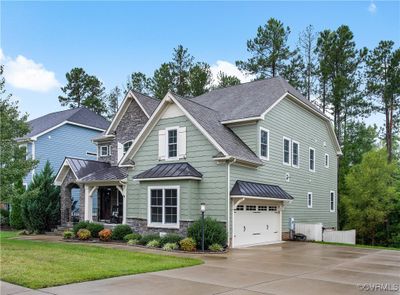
1, 49, 60, 92
368, 1, 377, 14
210, 60, 254, 86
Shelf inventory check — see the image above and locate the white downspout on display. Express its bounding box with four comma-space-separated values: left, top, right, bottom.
227, 158, 236, 247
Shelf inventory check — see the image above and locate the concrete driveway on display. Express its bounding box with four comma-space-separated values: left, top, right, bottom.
2, 242, 399, 295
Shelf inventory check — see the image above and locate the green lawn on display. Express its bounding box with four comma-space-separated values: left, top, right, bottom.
0, 231, 202, 289
315, 241, 400, 251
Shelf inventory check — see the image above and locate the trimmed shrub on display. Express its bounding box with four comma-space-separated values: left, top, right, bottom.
160, 233, 182, 247
99, 229, 112, 241
146, 239, 160, 248
187, 217, 227, 249
86, 223, 104, 238
111, 224, 132, 240
209, 243, 224, 252
127, 239, 139, 246
179, 237, 196, 252
63, 231, 74, 239
72, 221, 90, 235
139, 234, 160, 245
123, 233, 142, 242
0, 208, 9, 226
77, 228, 91, 240
10, 196, 25, 229
163, 242, 178, 251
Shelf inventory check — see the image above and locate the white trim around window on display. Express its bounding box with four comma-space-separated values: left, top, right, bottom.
325, 153, 330, 168
309, 147, 316, 172
307, 192, 313, 208
292, 140, 299, 168
283, 136, 291, 166
165, 126, 179, 161
330, 191, 335, 212
259, 127, 269, 160
147, 186, 180, 229
100, 145, 109, 157
123, 140, 133, 155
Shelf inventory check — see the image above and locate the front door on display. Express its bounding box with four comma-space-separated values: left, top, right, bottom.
100, 188, 112, 220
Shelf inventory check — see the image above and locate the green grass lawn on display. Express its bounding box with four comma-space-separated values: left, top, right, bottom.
0, 231, 202, 289
315, 241, 400, 251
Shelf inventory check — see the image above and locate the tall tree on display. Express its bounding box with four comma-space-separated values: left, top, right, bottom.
0, 66, 38, 203
58, 68, 106, 115
189, 62, 212, 97
150, 63, 174, 99
298, 25, 317, 101
236, 18, 294, 79
216, 72, 241, 88
281, 49, 305, 92
124, 72, 151, 96
366, 40, 400, 162
170, 45, 194, 96
315, 30, 332, 113
106, 86, 122, 120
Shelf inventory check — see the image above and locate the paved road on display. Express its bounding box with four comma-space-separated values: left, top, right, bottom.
2, 242, 399, 295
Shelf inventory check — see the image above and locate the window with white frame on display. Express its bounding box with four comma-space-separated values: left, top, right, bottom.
307, 192, 313, 208
123, 141, 133, 155
330, 191, 335, 212
283, 137, 291, 165
309, 147, 315, 172
269, 205, 278, 211
148, 187, 179, 227
292, 141, 299, 167
325, 153, 329, 168
100, 145, 109, 157
260, 128, 269, 160
167, 128, 178, 159
235, 205, 244, 211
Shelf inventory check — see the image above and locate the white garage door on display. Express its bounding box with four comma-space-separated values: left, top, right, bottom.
233, 204, 281, 247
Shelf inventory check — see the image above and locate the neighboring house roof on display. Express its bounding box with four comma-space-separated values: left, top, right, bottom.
191, 76, 326, 122
230, 180, 294, 201
79, 166, 128, 182
133, 162, 202, 180
21, 107, 109, 140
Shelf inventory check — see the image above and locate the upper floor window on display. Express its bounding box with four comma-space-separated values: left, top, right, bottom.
325, 153, 329, 168
309, 147, 315, 172
307, 192, 313, 208
330, 191, 335, 212
167, 128, 178, 159
260, 128, 269, 160
100, 145, 109, 157
283, 137, 291, 165
292, 141, 299, 168
123, 141, 133, 155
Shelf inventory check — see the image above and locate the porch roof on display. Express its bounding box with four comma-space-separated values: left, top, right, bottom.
133, 162, 202, 180
230, 180, 294, 201
79, 166, 128, 183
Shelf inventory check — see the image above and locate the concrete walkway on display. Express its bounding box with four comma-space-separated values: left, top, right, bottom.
2, 241, 399, 295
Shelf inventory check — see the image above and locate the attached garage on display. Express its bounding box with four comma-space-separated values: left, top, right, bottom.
231, 180, 294, 248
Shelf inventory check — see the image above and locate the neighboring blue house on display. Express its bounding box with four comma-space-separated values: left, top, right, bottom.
18, 107, 109, 187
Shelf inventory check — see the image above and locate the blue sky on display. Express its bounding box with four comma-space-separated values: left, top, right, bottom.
1, 1, 399, 124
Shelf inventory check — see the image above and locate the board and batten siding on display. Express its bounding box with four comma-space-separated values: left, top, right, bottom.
230, 96, 338, 231
127, 114, 228, 222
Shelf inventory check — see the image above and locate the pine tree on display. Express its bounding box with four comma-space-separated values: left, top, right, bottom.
124, 72, 151, 96
150, 63, 174, 99
298, 25, 317, 101
170, 45, 194, 96
216, 72, 241, 88
106, 86, 121, 120
189, 62, 212, 96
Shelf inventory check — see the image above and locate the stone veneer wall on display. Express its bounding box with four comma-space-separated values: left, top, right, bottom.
126, 218, 194, 236
60, 170, 85, 226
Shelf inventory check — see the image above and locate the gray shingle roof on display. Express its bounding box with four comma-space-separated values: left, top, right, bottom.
172, 94, 263, 165
79, 166, 128, 182
132, 91, 160, 116
133, 162, 202, 179
23, 107, 109, 139
191, 76, 326, 122
230, 180, 294, 200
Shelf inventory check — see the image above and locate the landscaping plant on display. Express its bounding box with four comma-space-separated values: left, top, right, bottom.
77, 229, 91, 240
127, 239, 139, 246
160, 233, 182, 246
72, 221, 90, 235
187, 217, 227, 249
146, 239, 160, 248
209, 243, 224, 252
99, 229, 112, 241
63, 231, 74, 239
123, 233, 141, 242
86, 223, 104, 238
9, 195, 25, 229
139, 233, 160, 245
111, 224, 132, 240
162, 242, 178, 251
179, 237, 196, 252
0, 208, 9, 227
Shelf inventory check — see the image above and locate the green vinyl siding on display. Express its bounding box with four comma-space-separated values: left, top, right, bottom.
229, 123, 257, 153
230, 96, 338, 231
127, 114, 228, 222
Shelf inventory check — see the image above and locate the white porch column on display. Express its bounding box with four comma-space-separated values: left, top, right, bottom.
117, 185, 127, 225
84, 185, 98, 222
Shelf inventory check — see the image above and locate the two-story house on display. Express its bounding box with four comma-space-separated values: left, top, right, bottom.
55, 77, 341, 248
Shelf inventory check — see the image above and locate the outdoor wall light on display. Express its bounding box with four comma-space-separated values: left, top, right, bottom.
200, 203, 206, 213
200, 202, 206, 252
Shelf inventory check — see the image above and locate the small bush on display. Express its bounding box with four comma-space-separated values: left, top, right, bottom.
187, 217, 227, 249
77, 228, 91, 240
123, 233, 142, 242
146, 239, 160, 248
99, 229, 112, 241
209, 243, 224, 252
163, 242, 178, 251
10, 196, 25, 230
63, 230, 74, 239
139, 233, 160, 245
73, 221, 90, 235
0, 208, 9, 226
127, 239, 139, 246
179, 237, 196, 252
111, 224, 132, 240
160, 233, 183, 246
86, 223, 104, 238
